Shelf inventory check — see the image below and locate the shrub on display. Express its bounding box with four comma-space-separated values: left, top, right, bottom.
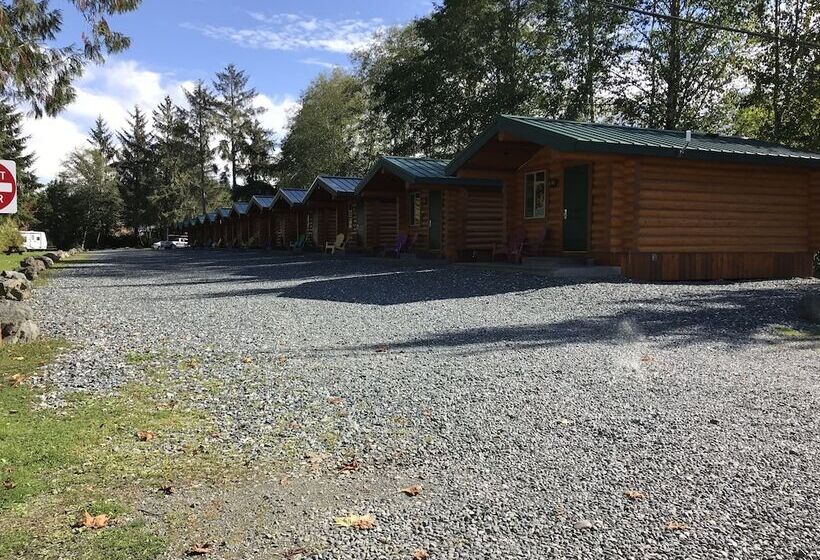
814, 251, 819, 277
0, 217, 23, 251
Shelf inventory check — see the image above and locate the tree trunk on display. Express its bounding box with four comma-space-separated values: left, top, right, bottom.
664, 0, 682, 129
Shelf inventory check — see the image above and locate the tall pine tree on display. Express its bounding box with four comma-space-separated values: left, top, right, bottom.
213, 64, 262, 193
184, 81, 218, 214
88, 115, 117, 163
116, 106, 157, 236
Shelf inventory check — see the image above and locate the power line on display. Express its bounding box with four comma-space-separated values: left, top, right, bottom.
602, 2, 820, 50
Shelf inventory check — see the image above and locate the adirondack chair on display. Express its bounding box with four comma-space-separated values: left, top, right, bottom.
289, 234, 306, 253
530, 227, 548, 256
325, 233, 346, 254
492, 228, 526, 264
384, 233, 408, 258
406, 232, 419, 253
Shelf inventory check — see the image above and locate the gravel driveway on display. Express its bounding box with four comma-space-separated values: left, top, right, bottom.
33, 249, 820, 559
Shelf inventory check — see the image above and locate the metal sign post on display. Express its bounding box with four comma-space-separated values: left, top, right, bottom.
0, 160, 17, 214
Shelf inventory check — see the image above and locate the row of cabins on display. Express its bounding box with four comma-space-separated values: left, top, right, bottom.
181, 117, 820, 281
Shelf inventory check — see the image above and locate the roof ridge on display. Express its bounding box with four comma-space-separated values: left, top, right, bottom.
501, 115, 805, 149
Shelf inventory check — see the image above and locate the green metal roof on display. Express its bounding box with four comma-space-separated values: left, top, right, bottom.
251, 195, 275, 210
446, 115, 820, 174
217, 207, 232, 219
230, 201, 250, 216
357, 156, 502, 193
272, 188, 308, 207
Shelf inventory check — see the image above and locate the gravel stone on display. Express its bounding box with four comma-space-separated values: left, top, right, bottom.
30, 249, 820, 559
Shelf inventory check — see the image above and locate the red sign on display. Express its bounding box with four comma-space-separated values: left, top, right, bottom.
0, 160, 16, 214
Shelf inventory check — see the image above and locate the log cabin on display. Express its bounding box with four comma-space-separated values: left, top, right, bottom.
444, 116, 820, 281
303, 176, 360, 248
215, 207, 233, 247
228, 202, 251, 247
270, 188, 308, 247
355, 156, 502, 257
249, 195, 275, 248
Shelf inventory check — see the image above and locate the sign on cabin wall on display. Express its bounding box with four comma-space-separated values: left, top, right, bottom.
0, 160, 17, 214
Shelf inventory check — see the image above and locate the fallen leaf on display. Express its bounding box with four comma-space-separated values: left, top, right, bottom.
242, 356, 253, 364
327, 396, 343, 405
6, 374, 26, 386
2, 480, 16, 490
136, 430, 156, 442
334, 513, 376, 529
375, 346, 389, 353
283, 547, 310, 559
279, 476, 291, 486
665, 520, 689, 531
305, 452, 329, 470
623, 490, 646, 501
413, 550, 430, 559
12, 356, 24, 361
81, 511, 110, 529
187, 543, 212, 555
401, 484, 423, 497
337, 458, 359, 473
160, 485, 175, 495
278, 355, 288, 365
640, 355, 654, 363
558, 418, 571, 425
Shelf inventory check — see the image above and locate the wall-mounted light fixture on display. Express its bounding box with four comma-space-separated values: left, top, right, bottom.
547, 177, 559, 189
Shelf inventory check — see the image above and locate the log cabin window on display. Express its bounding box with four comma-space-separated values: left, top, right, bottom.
409, 192, 422, 226
348, 206, 355, 230
525, 171, 546, 218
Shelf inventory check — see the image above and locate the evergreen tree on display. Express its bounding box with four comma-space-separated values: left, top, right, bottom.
236, 117, 276, 200
151, 96, 199, 224
116, 106, 157, 237
0, 99, 39, 225
1, 0, 140, 117
88, 115, 117, 162
213, 64, 262, 192
184, 81, 219, 214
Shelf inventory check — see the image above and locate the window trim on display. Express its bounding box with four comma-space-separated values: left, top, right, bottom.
524, 170, 547, 219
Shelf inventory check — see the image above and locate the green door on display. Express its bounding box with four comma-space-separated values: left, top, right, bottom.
563, 165, 589, 251
428, 191, 442, 251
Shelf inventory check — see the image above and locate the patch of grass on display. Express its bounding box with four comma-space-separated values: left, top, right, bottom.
125, 351, 156, 366
0, 521, 166, 560
0, 251, 46, 272
773, 324, 820, 339
0, 339, 237, 559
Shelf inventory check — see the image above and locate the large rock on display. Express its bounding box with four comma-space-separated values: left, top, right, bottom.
35, 255, 54, 269
1, 270, 27, 282
3, 319, 39, 344
17, 266, 38, 281
0, 300, 33, 323
20, 257, 46, 272
0, 301, 38, 344
0, 278, 31, 301
798, 293, 820, 324
44, 251, 65, 262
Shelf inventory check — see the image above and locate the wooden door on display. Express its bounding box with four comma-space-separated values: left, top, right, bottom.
429, 191, 442, 251
563, 165, 589, 251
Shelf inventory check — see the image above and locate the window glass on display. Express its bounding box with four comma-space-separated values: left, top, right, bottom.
525, 171, 546, 218
410, 193, 421, 226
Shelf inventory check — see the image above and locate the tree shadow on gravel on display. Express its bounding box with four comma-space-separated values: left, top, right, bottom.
322, 285, 819, 351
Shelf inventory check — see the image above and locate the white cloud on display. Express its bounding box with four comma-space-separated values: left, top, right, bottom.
182, 13, 387, 54
254, 94, 301, 142
299, 58, 339, 70
22, 59, 195, 181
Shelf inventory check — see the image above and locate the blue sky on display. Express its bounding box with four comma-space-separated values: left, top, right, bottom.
24, 0, 436, 181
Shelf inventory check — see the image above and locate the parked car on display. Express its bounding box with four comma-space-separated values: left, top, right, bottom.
152, 235, 188, 250
20, 231, 48, 251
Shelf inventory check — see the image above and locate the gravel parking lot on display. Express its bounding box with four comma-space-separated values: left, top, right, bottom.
33, 249, 820, 559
